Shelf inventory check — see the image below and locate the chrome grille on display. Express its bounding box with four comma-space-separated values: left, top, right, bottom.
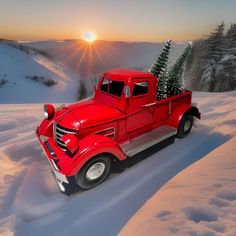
54, 122, 77, 150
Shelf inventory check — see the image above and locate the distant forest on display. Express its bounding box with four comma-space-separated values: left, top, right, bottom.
185, 22, 236, 92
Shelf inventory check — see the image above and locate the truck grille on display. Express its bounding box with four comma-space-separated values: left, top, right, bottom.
54, 122, 77, 151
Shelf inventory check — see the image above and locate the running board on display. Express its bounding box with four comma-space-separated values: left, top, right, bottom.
120, 125, 177, 157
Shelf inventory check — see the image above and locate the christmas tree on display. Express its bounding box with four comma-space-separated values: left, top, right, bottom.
150, 39, 171, 100
157, 71, 168, 100
167, 42, 192, 97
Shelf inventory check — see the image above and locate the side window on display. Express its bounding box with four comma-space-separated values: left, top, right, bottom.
109, 81, 124, 97
100, 78, 109, 92
100, 78, 124, 97
132, 81, 149, 96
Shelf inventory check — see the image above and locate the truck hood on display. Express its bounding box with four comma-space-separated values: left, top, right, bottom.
60, 98, 122, 128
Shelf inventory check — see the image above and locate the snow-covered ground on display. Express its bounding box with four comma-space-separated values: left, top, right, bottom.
0, 42, 79, 103
120, 92, 236, 236
120, 136, 236, 236
0, 91, 235, 235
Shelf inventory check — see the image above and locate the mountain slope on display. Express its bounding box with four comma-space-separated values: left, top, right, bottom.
0, 41, 79, 103
24, 40, 185, 77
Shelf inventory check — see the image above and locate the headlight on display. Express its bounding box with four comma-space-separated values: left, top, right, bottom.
44, 104, 55, 120
62, 134, 79, 154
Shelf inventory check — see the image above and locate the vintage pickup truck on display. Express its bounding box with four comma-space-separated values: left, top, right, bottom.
36, 68, 200, 193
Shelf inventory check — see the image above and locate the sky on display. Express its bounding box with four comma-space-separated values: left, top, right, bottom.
0, 0, 236, 42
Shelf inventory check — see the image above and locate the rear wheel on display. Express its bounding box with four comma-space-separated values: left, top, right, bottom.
76, 155, 111, 190
177, 115, 193, 138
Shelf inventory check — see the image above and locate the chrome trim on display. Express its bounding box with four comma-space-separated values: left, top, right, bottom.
55, 126, 76, 134
95, 127, 116, 138
51, 159, 59, 171
120, 125, 177, 157
144, 102, 156, 108
45, 141, 57, 157
54, 122, 77, 151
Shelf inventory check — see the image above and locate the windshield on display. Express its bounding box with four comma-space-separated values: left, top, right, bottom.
100, 78, 124, 97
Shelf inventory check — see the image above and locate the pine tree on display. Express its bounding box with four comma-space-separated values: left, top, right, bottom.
207, 21, 226, 62
157, 71, 168, 100
167, 42, 192, 97
150, 39, 171, 77
78, 80, 87, 100
150, 40, 171, 100
226, 23, 236, 53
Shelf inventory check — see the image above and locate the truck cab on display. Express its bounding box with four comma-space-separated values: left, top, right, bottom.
36, 68, 200, 193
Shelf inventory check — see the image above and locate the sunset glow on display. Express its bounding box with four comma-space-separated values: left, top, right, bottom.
82, 32, 97, 43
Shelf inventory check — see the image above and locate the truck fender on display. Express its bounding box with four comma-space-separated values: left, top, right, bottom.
69, 134, 126, 176
167, 104, 201, 128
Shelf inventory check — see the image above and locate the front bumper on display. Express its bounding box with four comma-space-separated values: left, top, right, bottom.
36, 128, 69, 190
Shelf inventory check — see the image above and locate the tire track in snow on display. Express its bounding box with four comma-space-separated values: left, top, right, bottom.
0, 169, 27, 219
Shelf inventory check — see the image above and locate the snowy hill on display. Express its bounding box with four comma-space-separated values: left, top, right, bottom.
23, 40, 185, 77
0, 41, 80, 103
0, 91, 236, 235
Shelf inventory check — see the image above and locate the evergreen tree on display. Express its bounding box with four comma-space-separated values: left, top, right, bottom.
226, 23, 236, 52
150, 40, 171, 100
207, 21, 225, 62
157, 71, 168, 100
167, 42, 192, 97
150, 39, 171, 77
78, 80, 87, 100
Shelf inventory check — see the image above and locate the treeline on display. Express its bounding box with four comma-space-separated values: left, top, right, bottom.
185, 22, 236, 92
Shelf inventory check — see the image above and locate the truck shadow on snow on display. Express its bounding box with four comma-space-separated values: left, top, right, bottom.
66, 126, 231, 196
65, 137, 175, 195
110, 136, 175, 174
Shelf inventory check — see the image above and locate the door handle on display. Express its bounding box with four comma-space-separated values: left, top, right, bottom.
143, 102, 156, 108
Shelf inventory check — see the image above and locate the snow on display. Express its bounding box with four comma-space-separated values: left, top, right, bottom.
120, 91, 236, 236
0, 91, 236, 235
0, 42, 79, 103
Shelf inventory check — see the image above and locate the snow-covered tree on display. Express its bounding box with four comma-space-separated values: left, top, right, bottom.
207, 21, 226, 62
150, 40, 171, 100
226, 23, 236, 55
157, 71, 168, 100
184, 22, 236, 92
167, 42, 192, 97
150, 40, 171, 77
226, 23, 236, 45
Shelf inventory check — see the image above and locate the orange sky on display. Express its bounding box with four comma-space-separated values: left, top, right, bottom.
0, 0, 236, 42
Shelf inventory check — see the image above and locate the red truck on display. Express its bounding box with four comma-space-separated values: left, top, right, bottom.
36, 68, 200, 193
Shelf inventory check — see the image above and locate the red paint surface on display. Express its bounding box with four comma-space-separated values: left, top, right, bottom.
36, 68, 200, 177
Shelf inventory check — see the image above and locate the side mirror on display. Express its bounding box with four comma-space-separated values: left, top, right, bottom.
124, 86, 131, 98
91, 75, 97, 90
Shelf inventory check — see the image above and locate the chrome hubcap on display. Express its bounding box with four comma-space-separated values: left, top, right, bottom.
184, 119, 191, 132
86, 162, 106, 181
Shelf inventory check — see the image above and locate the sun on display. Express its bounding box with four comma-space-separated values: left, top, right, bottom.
82, 32, 97, 43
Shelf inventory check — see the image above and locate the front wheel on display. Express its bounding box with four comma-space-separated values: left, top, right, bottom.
177, 115, 193, 138
76, 155, 111, 190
